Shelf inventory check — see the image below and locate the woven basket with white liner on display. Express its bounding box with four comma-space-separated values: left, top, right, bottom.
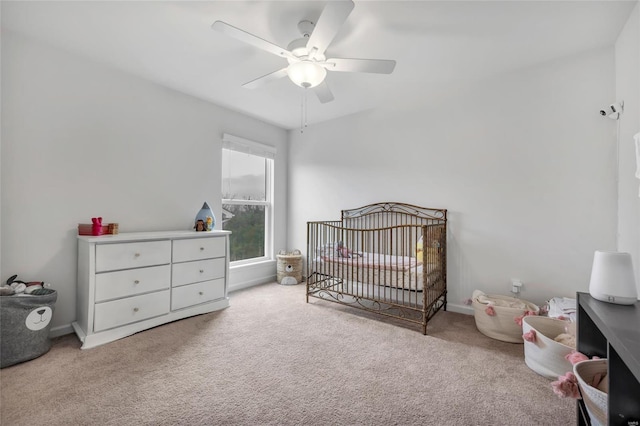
472, 290, 539, 343
522, 316, 575, 379
276, 249, 303, 284
574, 359, 608, 426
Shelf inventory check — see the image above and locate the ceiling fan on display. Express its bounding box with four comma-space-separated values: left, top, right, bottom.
212, 0, 396, 104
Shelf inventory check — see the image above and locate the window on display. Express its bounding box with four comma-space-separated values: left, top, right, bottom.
221, 134, 275, 264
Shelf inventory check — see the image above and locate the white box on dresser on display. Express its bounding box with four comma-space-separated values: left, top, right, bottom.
72, 230, 231, 349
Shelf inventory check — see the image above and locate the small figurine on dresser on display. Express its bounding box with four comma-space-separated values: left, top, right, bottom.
91, 217, 103, 236
194, 202, 216, 232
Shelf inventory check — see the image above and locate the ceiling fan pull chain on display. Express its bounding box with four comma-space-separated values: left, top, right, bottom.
304, 88, 309, 130
300, 89, 304, 133
300, 87, 310, 134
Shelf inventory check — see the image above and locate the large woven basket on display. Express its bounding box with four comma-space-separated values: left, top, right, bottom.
522, 316, 574, 379
472, 290, 539, 343
574, 359, 608, 426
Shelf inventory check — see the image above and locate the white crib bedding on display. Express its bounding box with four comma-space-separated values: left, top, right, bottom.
315, 252, 440, 291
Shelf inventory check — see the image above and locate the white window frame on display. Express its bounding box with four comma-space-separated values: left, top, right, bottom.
221, 133, 275, 266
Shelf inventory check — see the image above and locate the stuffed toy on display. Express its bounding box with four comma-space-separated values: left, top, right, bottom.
6, 275, 29, 294
92, 217, 103, 236
335, 241, 351, 258
4, 275, 46, 295
335, 241, 362, 258
0, 286, 14, 296
415, 227, 444, 264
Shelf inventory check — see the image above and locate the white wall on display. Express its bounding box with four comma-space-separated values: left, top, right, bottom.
0, 4, 3, 281
615, 2, 640, 297
288, 47, 618, 312
1, 32, 287, 334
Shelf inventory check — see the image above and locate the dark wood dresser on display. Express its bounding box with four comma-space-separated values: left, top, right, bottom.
576, 292, 640, 425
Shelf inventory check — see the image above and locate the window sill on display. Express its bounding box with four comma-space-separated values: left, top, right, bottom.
229, 259, 276, 271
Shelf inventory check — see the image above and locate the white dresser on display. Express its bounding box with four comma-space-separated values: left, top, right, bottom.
72, 230, 231, 349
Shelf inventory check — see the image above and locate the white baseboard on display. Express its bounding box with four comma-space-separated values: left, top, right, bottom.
49, 324, 74, 338
446, 303, 473, 316
228, 275, 276, 293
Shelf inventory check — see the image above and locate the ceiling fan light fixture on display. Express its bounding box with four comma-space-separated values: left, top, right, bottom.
287, 61, 326, 88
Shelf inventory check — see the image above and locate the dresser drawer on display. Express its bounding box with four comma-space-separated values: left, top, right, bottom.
95, 265, 170, 302
171, 279, 225, 311
94, 290, 170, 332
172, 258, 226, 287
96, 240, 171, 272
172, 237, 226, 263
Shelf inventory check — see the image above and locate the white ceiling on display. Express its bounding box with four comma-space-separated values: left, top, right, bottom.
2, 1, 636, 130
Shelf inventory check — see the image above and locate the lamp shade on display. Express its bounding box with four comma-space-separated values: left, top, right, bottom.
589, 251, 638, 305
287, 61, 327, 88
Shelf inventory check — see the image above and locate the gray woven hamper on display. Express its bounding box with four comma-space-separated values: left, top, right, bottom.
1, 290, 57, 368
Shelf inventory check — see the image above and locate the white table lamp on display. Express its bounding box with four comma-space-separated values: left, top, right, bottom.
589, 251, 638, 305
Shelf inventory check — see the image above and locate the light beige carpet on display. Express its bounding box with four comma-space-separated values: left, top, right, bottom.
0, 283, 575, 425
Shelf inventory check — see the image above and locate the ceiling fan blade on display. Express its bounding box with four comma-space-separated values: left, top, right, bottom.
313, 81, 334, 104
306, 0, 354, 58
212, 21, 297, 62
324, 58, 396, 74
242, 68, 289, 89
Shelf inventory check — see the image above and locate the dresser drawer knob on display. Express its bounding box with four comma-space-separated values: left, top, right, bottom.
199, 291, 204, 296
134, 253, 141, 258
133, 307, 139, 313
200, 247, 205, 251
134, 280, 140, 284
199, 269, 204, 273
